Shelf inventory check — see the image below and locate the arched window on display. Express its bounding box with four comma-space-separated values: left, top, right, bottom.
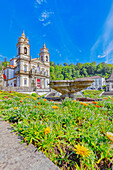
37, 66, 40, 73
42, 70, 44, 74
24, 47, 27, 54
41, 56, 43, 61
24, 65, 27, 72
46, 70, 48, 76
18, 47, 20, 55
46, 56, 48, 62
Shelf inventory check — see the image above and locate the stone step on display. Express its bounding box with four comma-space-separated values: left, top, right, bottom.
102, 92, 113, 96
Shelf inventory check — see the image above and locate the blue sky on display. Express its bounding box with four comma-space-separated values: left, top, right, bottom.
0, 0, 113, 64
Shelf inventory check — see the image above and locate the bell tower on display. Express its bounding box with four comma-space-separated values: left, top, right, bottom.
39, 43, 50, 64
16, 31, 30, 87
16, 31, 30, 59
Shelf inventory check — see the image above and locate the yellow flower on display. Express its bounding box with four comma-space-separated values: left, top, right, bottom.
34, 98, 37, 100
74, 144, 90, 157
73, 100, 76, 102
45, 127, 51, 135
52, 106, 59, 109
83, 103, 88, 106
106, 132, 113, 141
14, 107, 18, 109
43, 99, 47, 101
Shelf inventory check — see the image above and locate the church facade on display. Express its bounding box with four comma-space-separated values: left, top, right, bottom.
3, 31, 50, 92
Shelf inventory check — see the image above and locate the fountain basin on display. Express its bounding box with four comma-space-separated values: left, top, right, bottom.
49, 79, 94, 99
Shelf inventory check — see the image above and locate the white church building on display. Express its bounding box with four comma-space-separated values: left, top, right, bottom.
3, 31, 50, 92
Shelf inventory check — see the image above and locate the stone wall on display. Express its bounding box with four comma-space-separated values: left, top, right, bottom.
0, 86, 50, 93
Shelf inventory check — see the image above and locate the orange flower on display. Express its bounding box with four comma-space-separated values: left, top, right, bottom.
83, 103, 88, 106
51, 100, 53, 101
34, 106, 37, 108
34, 98, 37, 101
95, 105, 100, 108
45, 127, 51, 135
92, 101, 98, 104
54, 103, 57, 105
43, 99, 47, 101
73, 100, 76, 102
19, 100, 22, 102
38, 102, 41, 105
80, 102, 88, 106
52, 106, 59, 109
103, 97, 108, 99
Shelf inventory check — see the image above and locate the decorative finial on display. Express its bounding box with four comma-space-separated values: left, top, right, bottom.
21, 30, 25, 37
43, 43, 46, 48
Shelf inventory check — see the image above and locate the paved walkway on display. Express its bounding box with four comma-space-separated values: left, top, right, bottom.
0, 118, 60, 170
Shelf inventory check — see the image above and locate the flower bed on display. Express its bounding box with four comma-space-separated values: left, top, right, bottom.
0, 91, 113, 169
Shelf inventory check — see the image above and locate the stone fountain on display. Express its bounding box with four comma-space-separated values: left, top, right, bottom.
49, 79, 94, 99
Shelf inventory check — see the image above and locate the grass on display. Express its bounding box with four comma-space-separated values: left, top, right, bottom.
0, 90, 113, 170
82, 90, 103, 98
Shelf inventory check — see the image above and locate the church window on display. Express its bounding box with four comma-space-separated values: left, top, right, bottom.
37, 66, 40, 73
24, 47, 27, 54
24, 79, 27, 85
42, 70, 44, 74
46, 70, 48, 76
24, 65, 27, 72
46, 56, 48, 62
41, 56, 43, 61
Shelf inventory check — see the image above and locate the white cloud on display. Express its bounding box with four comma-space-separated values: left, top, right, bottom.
0, 54, 5, 59
43, 21, 51, 26
56, 49, 62, 57
91, 3, 113, 63
97, 54, 106, 58
39, 10, 54, 27
34, 0, 47, 8
39, 11, 54, 22
36, 0, 47, 5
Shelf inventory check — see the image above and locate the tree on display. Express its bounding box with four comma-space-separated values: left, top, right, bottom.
0, 62, 2, 71
81, 68, 88, 77
50, 61, 55, 66
63, 63, 68, 66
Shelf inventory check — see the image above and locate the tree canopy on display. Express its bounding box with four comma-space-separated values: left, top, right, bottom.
50, 62, 113, 80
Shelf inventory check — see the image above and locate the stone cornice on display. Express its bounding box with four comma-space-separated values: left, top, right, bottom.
16, 42, 30, 47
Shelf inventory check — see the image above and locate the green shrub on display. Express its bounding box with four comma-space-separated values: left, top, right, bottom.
31, 93, 37, 97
